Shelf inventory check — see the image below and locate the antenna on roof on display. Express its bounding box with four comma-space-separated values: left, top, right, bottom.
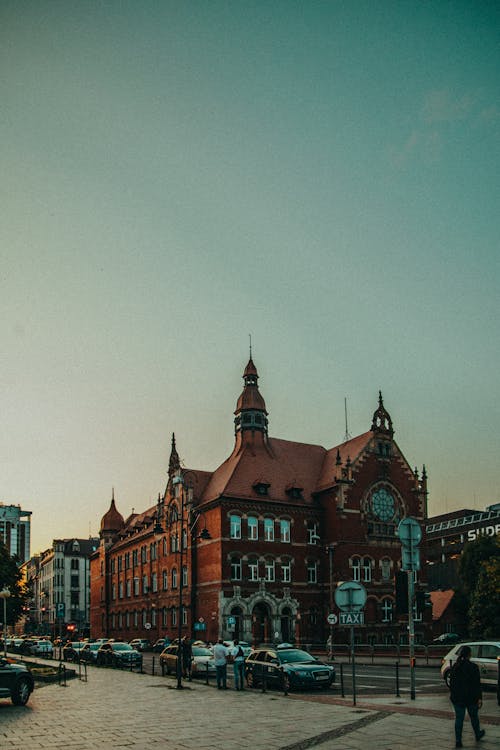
344, 397, 352, 442
249, 333, 252, 359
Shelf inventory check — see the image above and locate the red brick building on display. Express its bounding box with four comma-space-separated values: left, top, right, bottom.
90, 357, 431, 646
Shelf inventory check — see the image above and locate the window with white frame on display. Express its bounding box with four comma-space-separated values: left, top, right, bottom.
362, 557, 372, 582
133, 610, 138, 627
231, 557, 242, 580
118, 581, 123, 599
265, 559, 275, 582
133, 577, 139, 596
381, 558, 391, 581
248, 516, 258, 540
172, 608, 177, 626
264, 518, 275, 542
126, 579, 131, 597
163, 538, 168, 555
182, 607, 188, 625
307, 523, 319, 544
171, 534, 179, 553
171, 568, 178, 588
142, 609, 147, 626
152, 607, 157, 626
126, 611, 130, 627
381, 598, 393, 622
162, 607, 167, 627
142, 575, 148, 594
280, 519, 291, 543
182, 565, 188, 587
307, 561, 318, 583
162, 570, 168, 590
230, 514, 242, 539
281, 560, 291, 583
351, 557, 361, 581
248, 560, 259, 581
152, 572, 158, 592
182, 528, 188, 549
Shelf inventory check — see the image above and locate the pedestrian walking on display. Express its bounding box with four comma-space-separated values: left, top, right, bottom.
231, 639, 245, 690
213, 638, 228, 689
449, 645, 486, 748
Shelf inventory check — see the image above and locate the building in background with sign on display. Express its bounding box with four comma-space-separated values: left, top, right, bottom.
91, 356, 432, 646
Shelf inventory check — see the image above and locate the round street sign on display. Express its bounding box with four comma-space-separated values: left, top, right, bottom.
145, 622, 151, 630
397, 518, 422, 547
334, 581, 367, 612
327, 613, 338, 625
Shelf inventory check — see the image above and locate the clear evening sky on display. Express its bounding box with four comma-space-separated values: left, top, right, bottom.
1, 1, 499, 553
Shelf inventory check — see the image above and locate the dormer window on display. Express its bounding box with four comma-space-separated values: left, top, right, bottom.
253, 480, 270, 496
286, 485, 303, 500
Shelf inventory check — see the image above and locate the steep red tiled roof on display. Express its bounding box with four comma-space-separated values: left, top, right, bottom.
430, 589, 455, 620
200, 436, 326, 504
316, 432, 373, 490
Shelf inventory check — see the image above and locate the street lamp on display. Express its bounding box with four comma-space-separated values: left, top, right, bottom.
167, 470, 210, 689
0, 588, 11, 658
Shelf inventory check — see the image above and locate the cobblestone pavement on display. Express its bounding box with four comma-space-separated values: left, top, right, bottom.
0, 666, 498, 750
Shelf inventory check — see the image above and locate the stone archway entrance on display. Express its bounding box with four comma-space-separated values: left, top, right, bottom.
252, 602, 271, 645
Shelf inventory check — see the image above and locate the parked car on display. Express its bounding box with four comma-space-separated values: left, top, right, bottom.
245, 647, 336, 692
129, 638, 152, 652
441, 641, 500, 687
152, 637, 171, 653
62, 641, 86, 662
160, 644, 217, 677
79, 642, 101, 664
0, 656, 34, 705
96, 642, 142, 668
223, 640, 252, 657
26, 639, 54, 657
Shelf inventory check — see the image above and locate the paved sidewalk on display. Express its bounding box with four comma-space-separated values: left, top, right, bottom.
0, 665, 498, 750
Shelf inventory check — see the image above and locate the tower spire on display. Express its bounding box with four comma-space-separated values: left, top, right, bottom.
168, 432, 180, 477
234, 356, 268, 438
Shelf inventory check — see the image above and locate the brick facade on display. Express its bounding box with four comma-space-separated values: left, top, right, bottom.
90, 358, 431, 646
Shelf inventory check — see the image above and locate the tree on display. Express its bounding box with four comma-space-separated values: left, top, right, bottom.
457, 533, 500, 637
0, 542, 29, 628
468, 555, 500, 638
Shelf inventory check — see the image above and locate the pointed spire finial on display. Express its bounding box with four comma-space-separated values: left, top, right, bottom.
168, 432, 180, 477
249, 333, 252, 360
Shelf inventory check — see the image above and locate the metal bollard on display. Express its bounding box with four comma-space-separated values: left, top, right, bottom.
58, 663, 67, 687
206, 662, 209, 685
152, 657, 155, 675
340, 663, 345, 698
395, 661, 400, 697
261, 671, 267, 693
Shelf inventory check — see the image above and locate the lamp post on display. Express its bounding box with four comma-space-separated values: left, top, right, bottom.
0, 589, 11, 658
165, 470, 211, 690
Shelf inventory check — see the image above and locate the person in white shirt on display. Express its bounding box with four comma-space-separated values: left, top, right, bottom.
213, 639, 228, 689
231, 639, 245, 690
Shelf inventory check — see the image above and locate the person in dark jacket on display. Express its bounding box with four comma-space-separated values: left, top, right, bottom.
449, 645, 485, 748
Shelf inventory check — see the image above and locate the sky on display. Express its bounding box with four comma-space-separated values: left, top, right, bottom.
1, 1, 499, 554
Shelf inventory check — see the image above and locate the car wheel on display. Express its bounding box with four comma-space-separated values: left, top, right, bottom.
246, 671, 258, 689
11, 677, 31, 706
444, 670, 451, 688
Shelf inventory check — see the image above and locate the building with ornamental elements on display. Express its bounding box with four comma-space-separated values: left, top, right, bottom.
90, 357, 431, 646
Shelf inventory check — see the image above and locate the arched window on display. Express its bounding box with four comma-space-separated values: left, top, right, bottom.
362, 557, 372, 582
162, 570, 168, 590
280, 519, 291, 543
230, 514, 242, 539
351, 557, 361, 582
231, 557, 242, 581
381, 598, 393, 623
182, 565, 188, 587
248, 558, 259, 582
247, 516, 258, 540
171, 568, 178, 589
264, 518, 275, 542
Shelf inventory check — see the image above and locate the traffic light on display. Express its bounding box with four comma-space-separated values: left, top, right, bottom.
66, 623, 76, 633
395, 571, 408, 615
415, 591, 432, 615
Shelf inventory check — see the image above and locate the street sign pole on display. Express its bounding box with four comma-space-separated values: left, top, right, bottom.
408, 566, 415, 700
398, 518, 421, 702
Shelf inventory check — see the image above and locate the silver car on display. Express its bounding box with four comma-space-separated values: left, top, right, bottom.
441, 640, 500, 687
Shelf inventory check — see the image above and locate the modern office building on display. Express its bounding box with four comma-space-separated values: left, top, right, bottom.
0, 503, 31, 564
91, 357, 431, 646
426, 504, 500, 590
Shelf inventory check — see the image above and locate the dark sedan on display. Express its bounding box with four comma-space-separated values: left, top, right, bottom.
96, 642, 142, 668
245, 647, 335, 692
0, 656, 34, 705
